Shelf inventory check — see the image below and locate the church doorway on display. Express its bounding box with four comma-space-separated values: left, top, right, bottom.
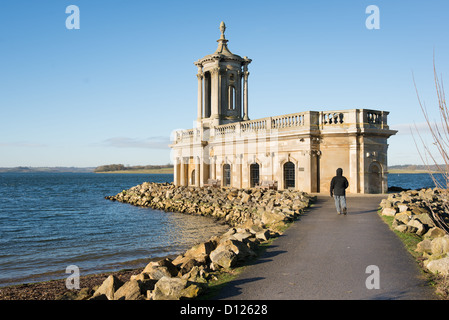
250, 163, 260, 188
368, 162, 382, 193
283, 161, 295, 189
223, 164, 231, 186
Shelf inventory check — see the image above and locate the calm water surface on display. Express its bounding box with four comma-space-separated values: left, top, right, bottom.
0, 173, 227, 287
387, 172, 445, 190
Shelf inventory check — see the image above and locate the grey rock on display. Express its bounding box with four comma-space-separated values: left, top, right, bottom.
91, 275, 124, 300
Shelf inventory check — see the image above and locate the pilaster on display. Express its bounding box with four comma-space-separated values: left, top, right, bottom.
243, 69, 249, 121
196, 71, 203, 124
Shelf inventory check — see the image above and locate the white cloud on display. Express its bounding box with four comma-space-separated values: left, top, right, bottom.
98, 136, 171, 149
391, 122, 437, 136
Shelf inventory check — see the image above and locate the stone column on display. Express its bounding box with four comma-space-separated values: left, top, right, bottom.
195, 158, 200, 187
180, 157, 186, 186
210, 156, 215, 180
349, 134, 360, 194
197, 71, 203, 123
173, 157, 179, 186
199, 156, 204, 187
235, 153, 243, 189
302, 150, 313, 193
243, 69, 249, 121
210, 67, 221, 125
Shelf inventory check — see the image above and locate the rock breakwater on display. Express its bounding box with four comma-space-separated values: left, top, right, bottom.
380, 188, 449, 277
84, 182, 313, 300
105, 182, 313, 229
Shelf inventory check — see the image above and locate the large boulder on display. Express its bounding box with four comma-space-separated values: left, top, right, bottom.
260, 208, 287, 226
210, 238, 256, 269
431, 235, 449, 256
424, 227, 447, 239
151, 276, 202, 300
425, 257, 449, 276
91, 275, 123, 300
407, 218, 427, 236
415, 213, 435, 228
209, 245, 237, 269
255, 229, 271, 241
113, 279, 145, 300
416, 239, 432, 254
183, 240, 217, 263
394, 212, 412, 224
381, 207, 397, 217
395, 224, 417, 233
142, 258, 179, 280
232, 230, 253, 242
240, 191, 251, 204
397, 204, 409, 213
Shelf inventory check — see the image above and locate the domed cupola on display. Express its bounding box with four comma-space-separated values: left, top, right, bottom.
194, 22, 252, 127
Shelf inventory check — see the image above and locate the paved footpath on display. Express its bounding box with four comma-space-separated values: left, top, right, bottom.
214, 195, 438, 300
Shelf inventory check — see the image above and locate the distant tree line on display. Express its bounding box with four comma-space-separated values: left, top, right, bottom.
0, 166, 94, 173
94, 164, 173, 172
389, 164, 445, 172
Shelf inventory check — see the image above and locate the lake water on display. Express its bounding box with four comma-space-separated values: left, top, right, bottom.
387, 172, 446, 190
0, 173, 228, 287
0, 171, 443, 287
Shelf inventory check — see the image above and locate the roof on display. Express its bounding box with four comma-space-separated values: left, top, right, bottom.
195, 22, 251, 66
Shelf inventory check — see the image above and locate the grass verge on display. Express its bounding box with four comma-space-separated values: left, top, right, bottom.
378, 212, 449, 299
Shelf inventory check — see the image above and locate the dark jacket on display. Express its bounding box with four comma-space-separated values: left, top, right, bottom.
330, 168, 349, 196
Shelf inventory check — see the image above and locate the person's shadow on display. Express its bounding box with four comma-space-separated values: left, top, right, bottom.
210, 245, 286, 299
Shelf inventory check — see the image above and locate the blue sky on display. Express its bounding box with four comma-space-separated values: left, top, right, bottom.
0, 0, 448, 167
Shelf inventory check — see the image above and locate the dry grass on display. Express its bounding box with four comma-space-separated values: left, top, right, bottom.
413, 57, 449, 234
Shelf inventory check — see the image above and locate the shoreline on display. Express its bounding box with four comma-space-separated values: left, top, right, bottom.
0, 267, 144, 300
95, 169, 173, 174
0, 255, 171, 289
388, 170, 441, 174
0, 252, 180, 300
0, 254, 178, 300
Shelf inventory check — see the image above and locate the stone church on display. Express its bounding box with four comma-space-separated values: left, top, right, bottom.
170, 22, 397, 194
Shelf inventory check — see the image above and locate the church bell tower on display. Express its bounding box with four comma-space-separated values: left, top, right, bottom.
194, 22, 252, 128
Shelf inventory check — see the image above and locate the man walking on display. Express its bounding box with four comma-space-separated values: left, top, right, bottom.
330, 168, 349, 215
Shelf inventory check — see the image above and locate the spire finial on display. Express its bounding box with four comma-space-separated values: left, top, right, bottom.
219, 21, 226, 39
215, 21, 232, 55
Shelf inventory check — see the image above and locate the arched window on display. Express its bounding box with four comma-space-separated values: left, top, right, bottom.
191, 169, 195, 186
228, 85, 235, 110
250, 163, 260, 188
283, 161, 295, 189
223, 164, 231, 187
204, 72, 211, 117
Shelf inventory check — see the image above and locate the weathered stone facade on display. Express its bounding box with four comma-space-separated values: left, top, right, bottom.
170, 22, 397, 194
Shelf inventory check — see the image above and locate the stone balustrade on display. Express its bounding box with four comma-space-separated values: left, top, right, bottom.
173, 109, 390, 144
272, 113, 305, 129
241, 118, 267, 133
215, 123, 237, 136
